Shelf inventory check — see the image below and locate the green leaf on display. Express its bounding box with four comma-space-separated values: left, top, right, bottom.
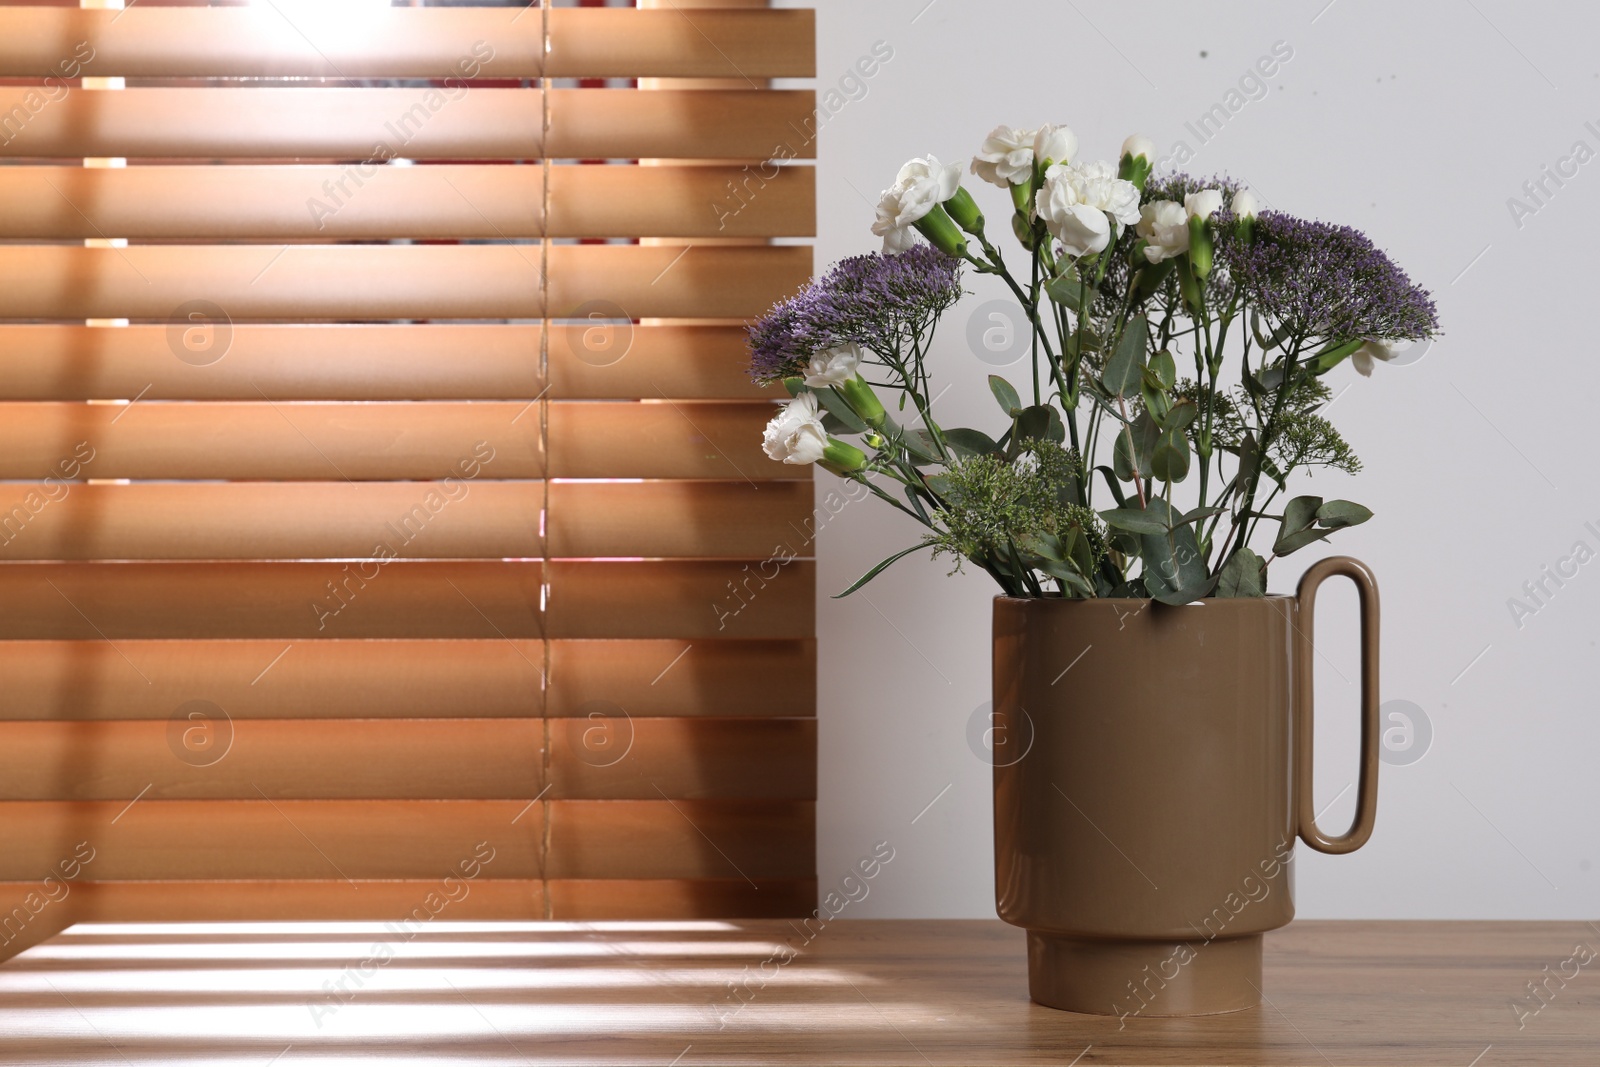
989, 375, 1022, 417
1317, 499, 1373, 530
942, 427, 1001, 459
1274, 496, 1330, 556
1045, 274, 1088, 311
1112, 411, 1158, 482
1274, 526, 1333, 556
1101, 315, 1149, 398
1150, 426, 1191, 483
832, 542, 929, 598
811, 387, 867, 433
1281, 495, 1323, 536
1011, 404, 1065, 448
1147, 349, 1177, 391
1180, 505, 1225, 526
1139, 499, 1211, 603
1217, 547, 1267, 597
1094, 465, 1128, 507
1161, 397, 1198, 433
1250, 311, 1291, 352
1100, 507, 1170, 535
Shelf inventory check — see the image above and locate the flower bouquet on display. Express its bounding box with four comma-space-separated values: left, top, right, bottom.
748, 125, 1440, 1015
749, 126, 1438, 603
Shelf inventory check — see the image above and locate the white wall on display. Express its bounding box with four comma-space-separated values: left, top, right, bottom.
783, 0, 1600, 919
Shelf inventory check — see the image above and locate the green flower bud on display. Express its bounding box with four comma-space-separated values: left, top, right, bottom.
912, 204, 968, 258
1187, 215, 1214, 279
838, 375, 887, 430
942, 187, 984, 236
820, 438, 868, 474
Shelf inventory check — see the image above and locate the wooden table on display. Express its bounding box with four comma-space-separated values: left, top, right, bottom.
0, 919, 1594, 1064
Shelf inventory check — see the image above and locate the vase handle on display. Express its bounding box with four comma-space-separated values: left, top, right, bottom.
1294, 555, 1381, 854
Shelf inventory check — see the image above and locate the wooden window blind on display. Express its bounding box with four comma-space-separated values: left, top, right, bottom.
0, 0, 816, 951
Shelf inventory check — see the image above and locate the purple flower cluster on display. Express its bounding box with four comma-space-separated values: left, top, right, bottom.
1142, 171, 1245, 207
747, 245, 963, 383
1220, 211, 1439, 342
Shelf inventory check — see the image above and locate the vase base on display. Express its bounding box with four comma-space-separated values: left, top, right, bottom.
1026, 931, 1263, 1017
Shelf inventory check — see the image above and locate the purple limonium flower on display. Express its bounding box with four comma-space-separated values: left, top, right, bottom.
1141, 171, 1245, 208
1219, 211, 1440, 343
748, 245, 963, 384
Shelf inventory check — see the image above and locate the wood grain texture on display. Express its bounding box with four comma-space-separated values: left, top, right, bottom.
546, 89, 815, 161
549, 560, 815, 639
0, 717, 813, 802
548, 401, 797, 481
0, 88, 812, 161
545, 8, 814, 78
0, 799, 810, 881
547, 480, 814, 560
0, 638, 814, 721
0, 920, 1590, 1064
0, 479, 810, 560
0, 324, 774, 401
0, 8, 812, 79
0, 561, 546, 640
0, 402, 535, 481
0, 164, 811, 240
0, 88, 545, 160
549, 638, 815, 718
0, 8, 543, 79
0, 401, 802, 480
0, 325, 548, 401
0, 244, 806, 321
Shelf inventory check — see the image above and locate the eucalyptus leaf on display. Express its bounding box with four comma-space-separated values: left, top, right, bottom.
1162, 398, 1198, 433
942, 427, 1001, 458
1281, 495, 1323, 536
1273, 526, 1333, 556
1180, 505, 1226, 526
1317, 499, 1373, 529
1139, 499, 1210, 603
1045, 274, 1087, 311
988, 375, 1022, 416
1112, 411, 1158, 482
1110, 577, 1149, 598
1102, 316, 1149, 398
1011, 404, 1065, 448
1217, 547, 1266, 597
1150, 426, 1191, 483
1147, 349, 1177, 391
1100, 507, 1170, 535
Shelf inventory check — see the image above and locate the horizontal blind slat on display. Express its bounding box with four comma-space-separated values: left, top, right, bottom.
0, 481, 811, 560
0, 799, 811, 880
0, 718, 813, 801
0, 325, 775, 401
0, 402, 540, 480
0, 89, 812, 160
0, 560, 810, 639
0, 401, 794, 480
0, 8, 813, 79
545, 9, 815, 78
0, 88, 544, 160
0, 245, 808, 321
0, 638, 813, 721
0, 164, 811, 240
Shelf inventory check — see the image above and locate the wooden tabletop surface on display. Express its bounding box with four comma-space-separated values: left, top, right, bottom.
0, 918, 1594, 1065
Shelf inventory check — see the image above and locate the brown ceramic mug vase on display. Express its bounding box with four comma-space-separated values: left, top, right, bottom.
991, 556, 1381, 1017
